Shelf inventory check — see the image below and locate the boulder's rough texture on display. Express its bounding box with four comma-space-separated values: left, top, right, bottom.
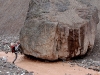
20, 0, 99, 60
0, 0, 99, 37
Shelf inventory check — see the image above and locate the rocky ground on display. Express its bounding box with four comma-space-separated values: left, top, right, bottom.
0, 57, 33, 75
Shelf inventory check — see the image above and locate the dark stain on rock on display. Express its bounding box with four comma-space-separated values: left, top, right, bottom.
74, 29, 80, 55
68, 29, 79, 58
80, 26, 85, 55
56, 24, 62, 51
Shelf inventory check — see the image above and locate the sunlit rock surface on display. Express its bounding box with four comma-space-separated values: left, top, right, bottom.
20, 0, 99, 60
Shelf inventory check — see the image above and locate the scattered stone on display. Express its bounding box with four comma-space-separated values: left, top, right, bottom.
1, 56, 7, 63
72, 59, 100, 71
0, 57, 33, 75
86, 73, 92, 75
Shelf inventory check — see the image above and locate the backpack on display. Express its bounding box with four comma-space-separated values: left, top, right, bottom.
11, 46, 16, 53
15, 44, 23, 54
15, 44, 19, 51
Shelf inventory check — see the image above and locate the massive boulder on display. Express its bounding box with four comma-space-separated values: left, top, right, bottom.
20, 0, 99, 60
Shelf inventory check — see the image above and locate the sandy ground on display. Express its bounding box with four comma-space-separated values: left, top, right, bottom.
0, 52, 99, 75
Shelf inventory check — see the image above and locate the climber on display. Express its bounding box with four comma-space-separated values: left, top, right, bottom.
10, 42, 19, 64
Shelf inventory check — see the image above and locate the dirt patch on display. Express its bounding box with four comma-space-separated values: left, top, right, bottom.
0, 52, 99, 75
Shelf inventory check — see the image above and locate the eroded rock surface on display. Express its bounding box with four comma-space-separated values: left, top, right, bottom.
20, 0, 99, 60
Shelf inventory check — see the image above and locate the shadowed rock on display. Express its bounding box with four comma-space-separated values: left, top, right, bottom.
20, 0, 99, 60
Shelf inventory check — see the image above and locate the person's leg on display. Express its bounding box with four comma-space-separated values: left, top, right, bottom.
12, 53, 18, 64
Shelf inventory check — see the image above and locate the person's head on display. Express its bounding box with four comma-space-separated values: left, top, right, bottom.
11, 42, 16, 46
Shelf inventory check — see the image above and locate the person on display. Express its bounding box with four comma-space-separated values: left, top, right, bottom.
10, 42, 18, 64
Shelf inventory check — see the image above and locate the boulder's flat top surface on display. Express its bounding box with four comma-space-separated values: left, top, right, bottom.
0, 52, 99, 75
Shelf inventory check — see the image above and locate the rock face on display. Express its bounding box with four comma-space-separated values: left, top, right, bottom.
20, 0, 99, 60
